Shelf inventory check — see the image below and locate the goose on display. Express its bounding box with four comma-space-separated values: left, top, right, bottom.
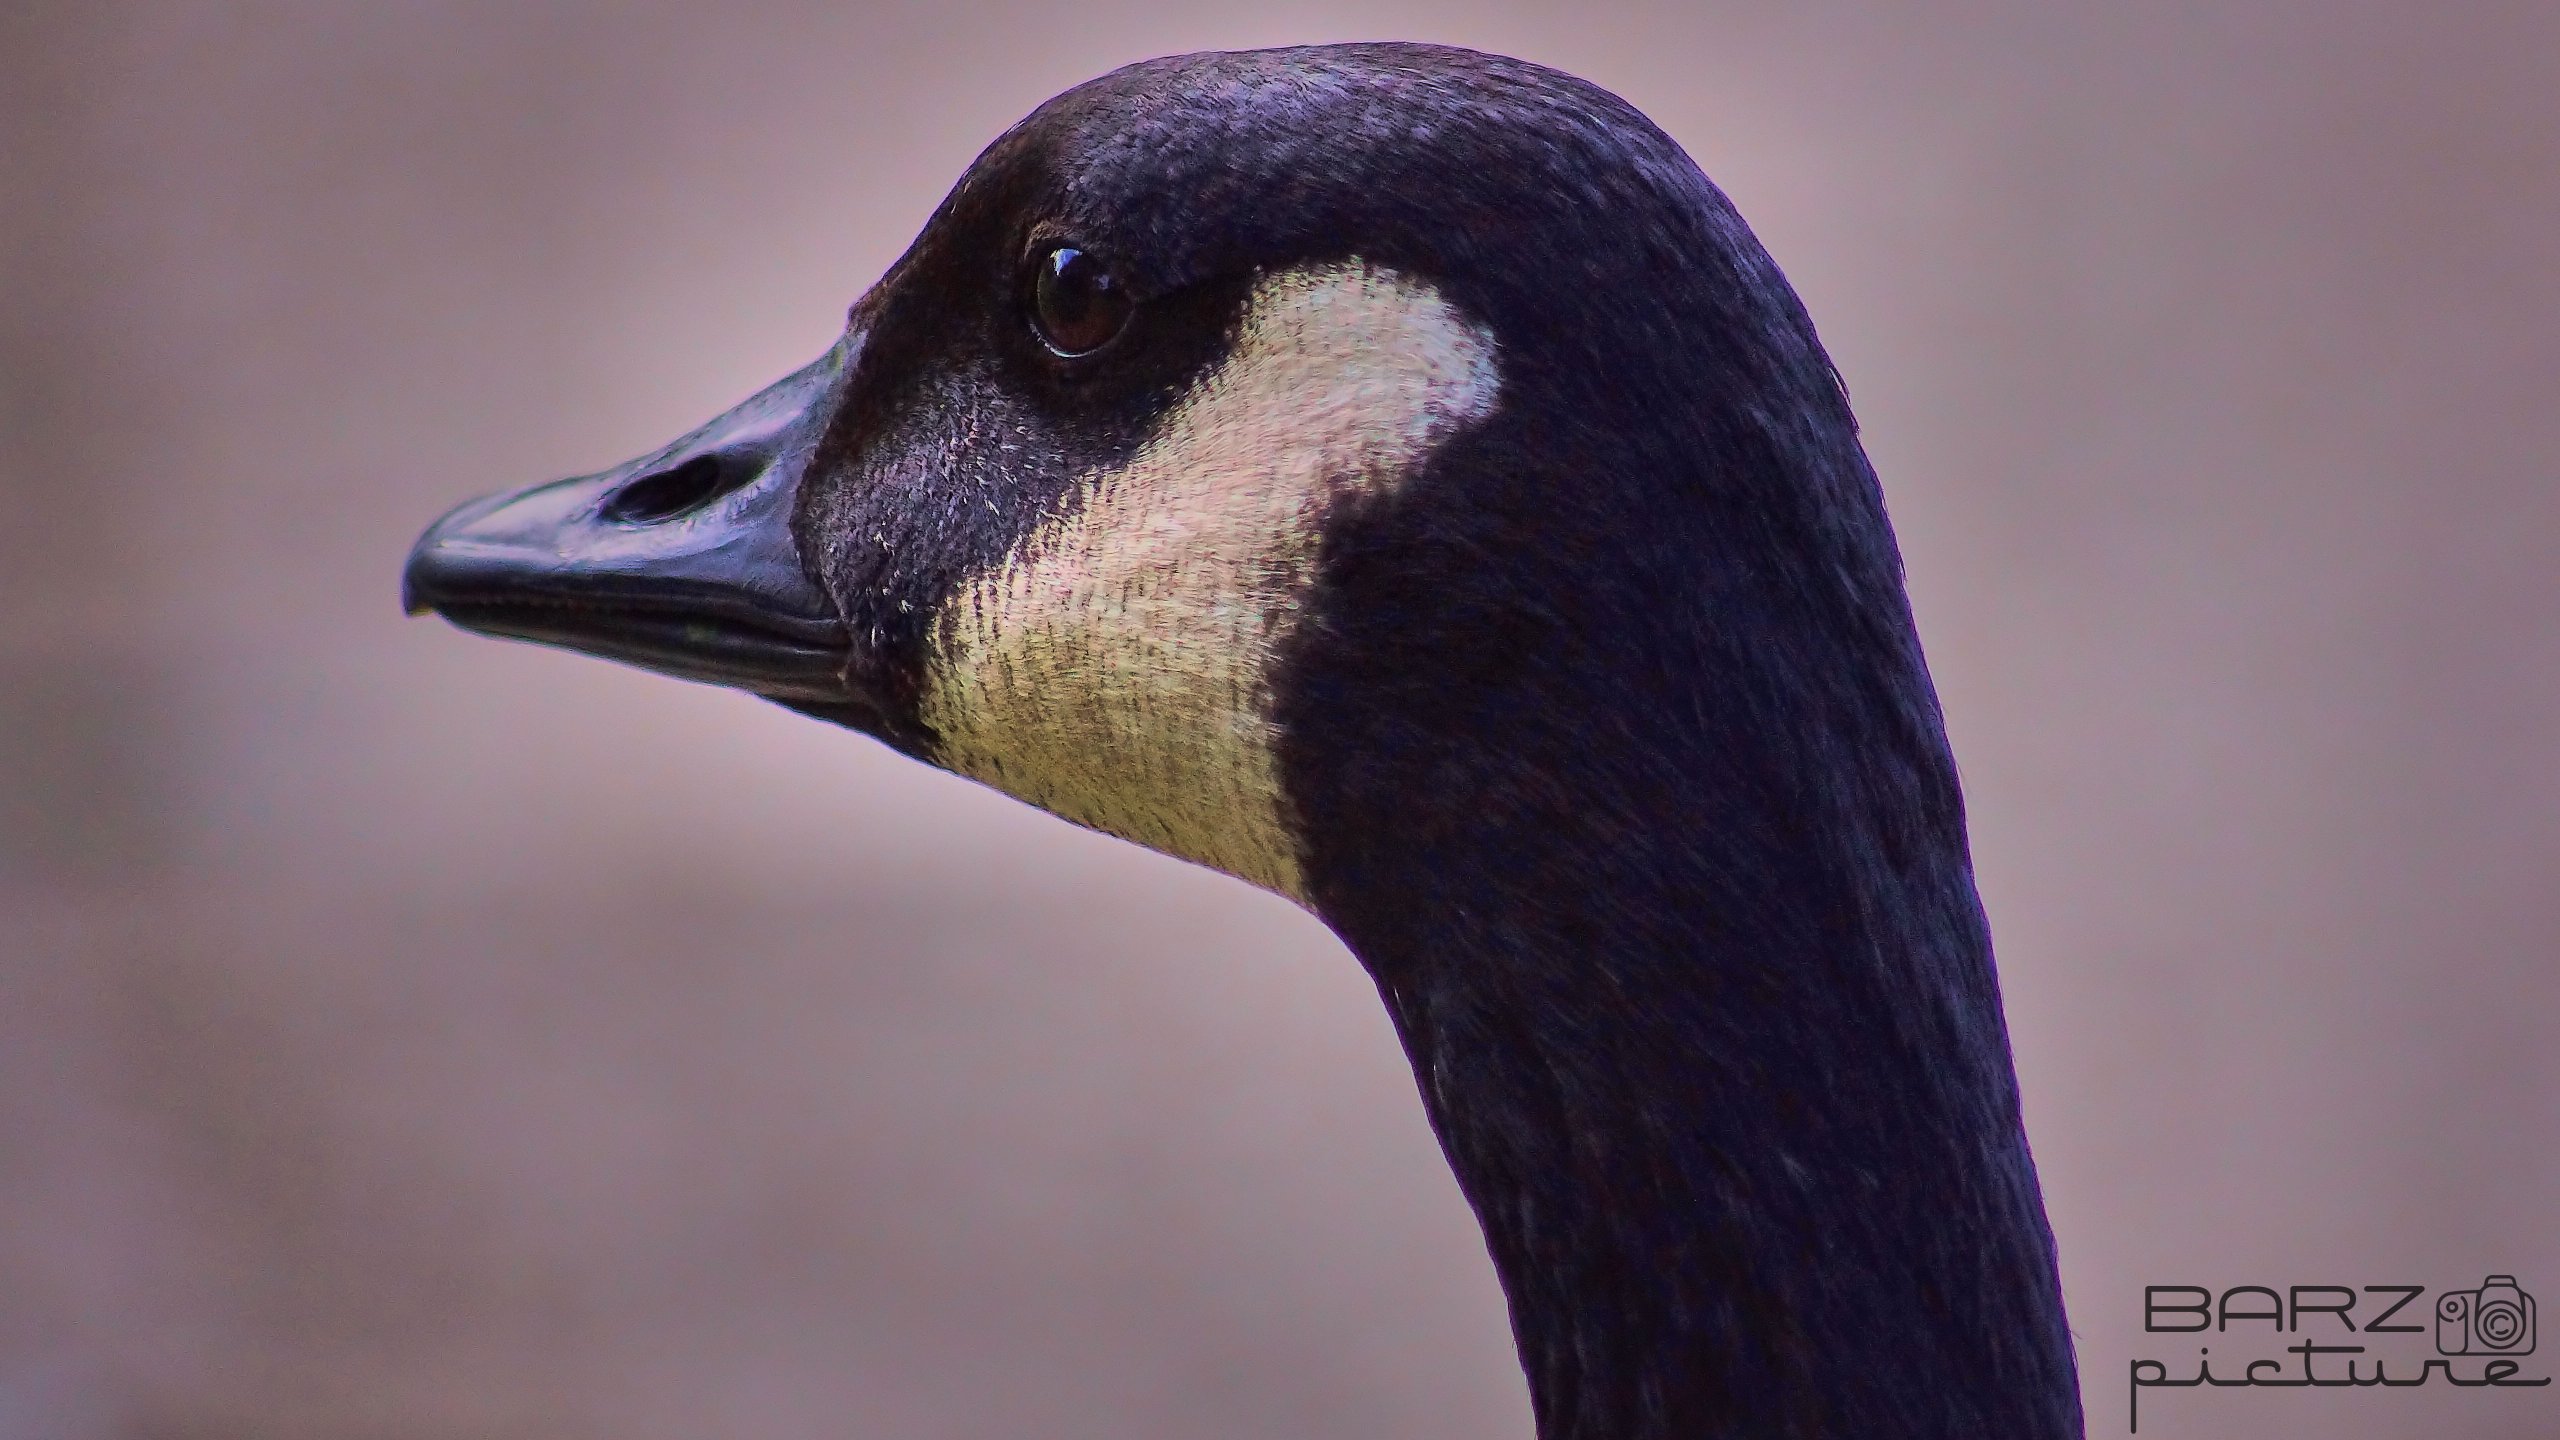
402, 42, 2082, 1439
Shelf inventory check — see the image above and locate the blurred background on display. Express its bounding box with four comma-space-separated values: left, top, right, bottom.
4, 3, 2554, 1437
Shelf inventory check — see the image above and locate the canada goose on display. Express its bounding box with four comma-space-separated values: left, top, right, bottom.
403, 42, 2082, 1440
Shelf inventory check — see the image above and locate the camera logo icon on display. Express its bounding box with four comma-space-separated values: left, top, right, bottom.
2437, 1275, 2536, 1357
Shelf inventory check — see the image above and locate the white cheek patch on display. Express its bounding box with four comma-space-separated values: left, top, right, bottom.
920, 263, 1500, 900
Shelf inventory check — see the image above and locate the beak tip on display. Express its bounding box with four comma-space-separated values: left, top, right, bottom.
400, 535, 441, 618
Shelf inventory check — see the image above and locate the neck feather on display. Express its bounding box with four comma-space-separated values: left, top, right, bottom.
1333, 818, 2082, 1439
1280, 449, 2083, 1440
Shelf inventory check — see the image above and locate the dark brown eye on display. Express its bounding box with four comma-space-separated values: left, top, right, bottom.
1029, 245, 1131, 357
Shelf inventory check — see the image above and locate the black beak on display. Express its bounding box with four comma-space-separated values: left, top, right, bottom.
403, 343, 854, 708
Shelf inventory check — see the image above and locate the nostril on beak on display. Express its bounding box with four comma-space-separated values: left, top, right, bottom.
600, 453, 761, 524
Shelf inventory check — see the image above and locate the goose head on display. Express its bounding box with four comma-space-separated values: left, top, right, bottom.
405, 42, 2081, 1440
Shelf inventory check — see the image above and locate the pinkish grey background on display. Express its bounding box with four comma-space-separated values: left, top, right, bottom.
4, 4, 2555, 1437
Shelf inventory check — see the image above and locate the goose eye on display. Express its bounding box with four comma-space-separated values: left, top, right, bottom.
1029, 246, 1131, 357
